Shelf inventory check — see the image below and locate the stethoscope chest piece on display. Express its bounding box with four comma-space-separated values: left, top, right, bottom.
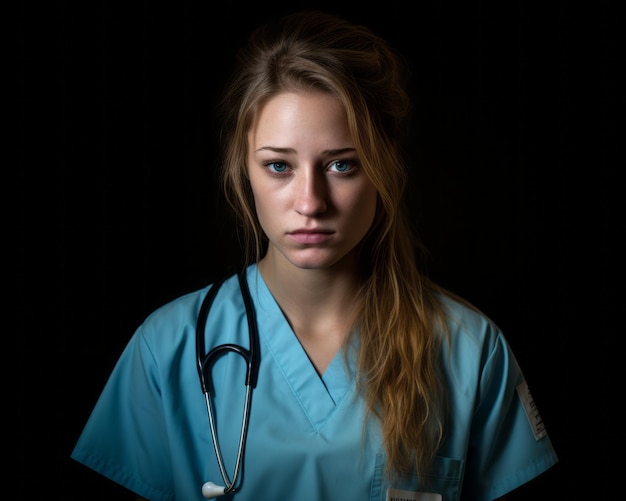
202, 481, 226, 499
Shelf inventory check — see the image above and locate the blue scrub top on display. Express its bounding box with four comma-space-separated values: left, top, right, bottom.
71, 264, 558, 501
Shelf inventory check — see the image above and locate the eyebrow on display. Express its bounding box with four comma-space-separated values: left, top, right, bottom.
255, 146, 357, 155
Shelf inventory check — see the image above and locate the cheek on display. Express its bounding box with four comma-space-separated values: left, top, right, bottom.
250, 181, 281, 231
342, 183, 378, 227
357, 181, 378, 214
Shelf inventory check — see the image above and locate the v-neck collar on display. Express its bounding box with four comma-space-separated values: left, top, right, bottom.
247, 265, 356, 428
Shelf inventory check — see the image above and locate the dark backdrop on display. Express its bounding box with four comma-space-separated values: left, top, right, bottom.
15, 1, 621, 499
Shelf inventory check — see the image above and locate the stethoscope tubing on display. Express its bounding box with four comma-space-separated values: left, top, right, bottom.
196, 270, 260, 494
203, 383, 253, 493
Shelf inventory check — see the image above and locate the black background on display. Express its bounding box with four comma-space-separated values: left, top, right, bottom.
15, 0, 621, 499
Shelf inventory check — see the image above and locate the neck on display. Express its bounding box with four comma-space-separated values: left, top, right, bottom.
257, 254, 361, 374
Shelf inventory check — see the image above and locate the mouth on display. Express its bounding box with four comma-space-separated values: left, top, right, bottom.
287, 229, 334, 244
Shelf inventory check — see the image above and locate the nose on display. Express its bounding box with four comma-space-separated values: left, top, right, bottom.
293, 169, 328, 216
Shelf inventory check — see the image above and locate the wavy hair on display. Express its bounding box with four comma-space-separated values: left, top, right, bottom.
217, 10, 450, 479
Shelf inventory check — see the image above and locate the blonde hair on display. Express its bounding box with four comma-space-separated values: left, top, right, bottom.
217, 10, 450, 479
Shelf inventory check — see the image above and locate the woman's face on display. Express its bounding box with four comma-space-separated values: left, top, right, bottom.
247, 90, 378, 271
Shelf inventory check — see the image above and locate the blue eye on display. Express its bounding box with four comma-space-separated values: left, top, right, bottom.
267, 161, 288, 173
330, 160, 352, 173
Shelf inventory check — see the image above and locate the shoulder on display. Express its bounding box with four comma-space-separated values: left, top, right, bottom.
436, 291, 517, 382
438, 292, 502, 348
137, 271, 244, 349
140, 285, 209, 336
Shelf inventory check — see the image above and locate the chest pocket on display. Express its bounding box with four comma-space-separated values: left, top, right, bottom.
370, 454, 464, 501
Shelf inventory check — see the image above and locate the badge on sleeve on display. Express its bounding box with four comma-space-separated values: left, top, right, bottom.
517, 380, 548, 440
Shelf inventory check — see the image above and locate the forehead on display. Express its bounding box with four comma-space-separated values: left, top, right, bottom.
248, 91, 351, 146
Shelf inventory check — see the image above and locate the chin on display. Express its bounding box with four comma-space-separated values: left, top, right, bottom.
288, 259, 332, 270
286, 250, 354, 271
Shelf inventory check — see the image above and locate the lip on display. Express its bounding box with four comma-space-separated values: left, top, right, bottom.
287, 229, 334, 244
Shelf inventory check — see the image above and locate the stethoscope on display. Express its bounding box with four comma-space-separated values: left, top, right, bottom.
196, 270, 260, 499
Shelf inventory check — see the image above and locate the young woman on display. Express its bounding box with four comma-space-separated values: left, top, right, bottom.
72, 10, 558, 501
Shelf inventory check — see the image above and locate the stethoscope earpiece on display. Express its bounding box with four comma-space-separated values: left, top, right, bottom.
202, 481, 226, 499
